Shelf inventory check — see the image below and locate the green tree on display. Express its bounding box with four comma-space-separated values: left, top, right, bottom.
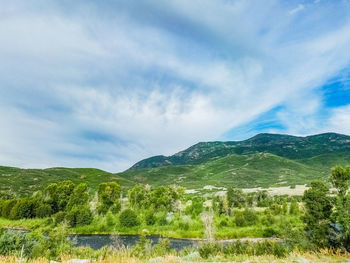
289, 200, 299, 215
149, 186, 179, 211
44, 181, 75, 213
128, 184, 150, 209
35, 203, 53, 218
66, 205, 93, 227
1, 199, 17, 218
330, 166, 350, 250
302, 181, 332, 248
9, 198, 35, 220
66, 183, 89, 210
185, 197, 203, 217
227, 188, 246, 208
98, 182, 121, 214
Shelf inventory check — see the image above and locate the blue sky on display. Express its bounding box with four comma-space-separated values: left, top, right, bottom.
0, 0, 350, 171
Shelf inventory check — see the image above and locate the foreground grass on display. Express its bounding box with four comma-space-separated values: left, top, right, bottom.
1, 250, 350, 262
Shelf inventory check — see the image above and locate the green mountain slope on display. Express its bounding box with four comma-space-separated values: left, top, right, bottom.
0, 166, 135, 196
1, 132, 349, 196
130, 133, 350, 170
119, 153, 330, 189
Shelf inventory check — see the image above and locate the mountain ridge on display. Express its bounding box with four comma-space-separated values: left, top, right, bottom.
130, 132, 350, 170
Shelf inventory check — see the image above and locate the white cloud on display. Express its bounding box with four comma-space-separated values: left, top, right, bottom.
0, 0, 350, 171
327, 105, 350, 135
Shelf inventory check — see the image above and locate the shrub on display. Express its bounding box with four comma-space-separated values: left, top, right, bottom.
9, 198, 34, 220
0, 230, 45, 258
48, 223, 72, 258
289, 200, 299, 215
243, 208, 258, 226
110, 202, 121, 214
54, 211, 67, 225
97, 203, 109, 215
66, 205, 93, 227
263, 227, 279, 237
234, 211, 245, 227
158, 214, 168, 226
145, 212, 156, 226
119, 209, 139, 228
198, 242, 221, 259
35, 203, 53, 218
153, 238, 171, 256
222, 241, 290, 258
106, 212, 115, 227
218, 217, 229, 227
178, 221, 190, 231
223, 241, 249, 255
1, 199, 17, 219
131, 235, 152, 257
273, 242, 289, 258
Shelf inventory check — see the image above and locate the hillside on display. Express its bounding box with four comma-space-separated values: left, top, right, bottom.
0, 166, 134, 196
119, 152, 335, 189
130, 133, 350, 170
1, 132, 350, 196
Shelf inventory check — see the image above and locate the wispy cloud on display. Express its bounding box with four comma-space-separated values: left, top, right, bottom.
289, 4, 305, 15
0, 0, 350, 171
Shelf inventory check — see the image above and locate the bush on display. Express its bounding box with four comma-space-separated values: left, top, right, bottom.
218, 217, 229, 228
198, 242, 222, 259
222, 241, 290, 258
223, 241, 249, 255
153, 238, 171, 256
243, 208, 258, 226
158, 214, 168, 226
145, 212, 156, 226
234, 211, 245, 227
35, 203, 53, 218
289, 200, 299, 215
110, 202, 121, 214
0, 230, 44, 258
97, 203, 109, 215
9, 198, 34, 220
54, 211, 67, 225
131, 235, 152, 257
66, 205, 93, 227
1, 199, 17, 219
178, 221, 190, 231
106, 212, 115, 227
263, 227, 279, 237
119, 209, 139, 228
273, 242, 289, 258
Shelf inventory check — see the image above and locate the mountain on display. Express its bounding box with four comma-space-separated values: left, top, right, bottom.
129, 133, 350, 170
1, 132, 350, 196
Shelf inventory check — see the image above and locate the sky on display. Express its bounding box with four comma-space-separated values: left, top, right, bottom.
0, 0, 350, 172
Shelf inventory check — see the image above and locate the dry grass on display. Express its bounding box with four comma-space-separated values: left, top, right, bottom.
1, 250, 350, 263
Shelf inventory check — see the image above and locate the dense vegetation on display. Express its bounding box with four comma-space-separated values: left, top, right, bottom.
1, 165, 350, 262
